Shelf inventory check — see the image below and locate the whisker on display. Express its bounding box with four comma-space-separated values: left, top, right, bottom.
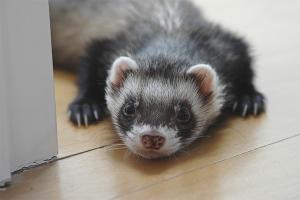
124, 149, 132, 159
211, 123, 247, 141
172, 154, 179, 161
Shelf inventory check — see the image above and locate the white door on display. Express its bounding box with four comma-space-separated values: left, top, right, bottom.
0, 0, 58, 186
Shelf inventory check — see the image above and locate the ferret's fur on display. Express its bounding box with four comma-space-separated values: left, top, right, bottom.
50, 0, 266, 159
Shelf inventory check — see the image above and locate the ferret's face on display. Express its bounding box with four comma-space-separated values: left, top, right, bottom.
106, 57, 223, 159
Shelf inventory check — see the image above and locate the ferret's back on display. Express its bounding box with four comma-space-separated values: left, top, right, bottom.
49, 0, 202, 71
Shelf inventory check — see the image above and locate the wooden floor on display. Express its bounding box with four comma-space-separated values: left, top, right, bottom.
1, 0, 300, 199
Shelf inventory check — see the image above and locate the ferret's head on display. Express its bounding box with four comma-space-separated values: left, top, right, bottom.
106, 55, 224, 159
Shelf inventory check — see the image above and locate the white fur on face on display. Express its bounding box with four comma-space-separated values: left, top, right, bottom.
106, 62, 226, 159
125, 124, 181, 159
106, 71, 225, 156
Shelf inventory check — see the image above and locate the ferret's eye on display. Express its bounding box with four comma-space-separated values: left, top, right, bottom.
177, 108, 190, 122
123, 103, 135, 116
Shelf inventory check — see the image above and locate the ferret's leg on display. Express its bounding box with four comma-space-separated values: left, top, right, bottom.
191, 26, 266, 116
68, 40, 114, 127
68, 60, 108, 127
228, 43, 266, 116
231, 81, 266, 117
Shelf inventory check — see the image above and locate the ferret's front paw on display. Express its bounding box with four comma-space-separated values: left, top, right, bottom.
68, 98, 108, 127
232, 92, 267, 117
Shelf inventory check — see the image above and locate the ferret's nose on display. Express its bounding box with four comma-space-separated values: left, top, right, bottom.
141, 135, 165, 150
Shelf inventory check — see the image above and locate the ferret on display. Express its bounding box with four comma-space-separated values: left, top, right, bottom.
50, 0, 266, 159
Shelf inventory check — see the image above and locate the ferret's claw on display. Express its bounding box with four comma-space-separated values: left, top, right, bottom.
76, 113, 81, 127
84, 114, 88, 128
253, 103, 258, 116
233, 101, 238, 112
94, 110, 99, 120
67, 110, 71, 120
242, 105, 248, 117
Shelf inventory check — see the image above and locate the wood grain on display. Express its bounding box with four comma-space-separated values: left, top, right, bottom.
1, 0, 300, 199
120, 136, 300, 200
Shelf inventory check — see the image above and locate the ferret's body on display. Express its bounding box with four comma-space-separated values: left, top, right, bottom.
50, 0, 265, 159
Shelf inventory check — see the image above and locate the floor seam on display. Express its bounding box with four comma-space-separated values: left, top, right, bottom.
11, 143, 114, 175
111, 134, 300, 200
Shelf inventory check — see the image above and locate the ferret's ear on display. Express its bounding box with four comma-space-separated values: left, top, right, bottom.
109, 57, 138, 88
187, 64, 218, 94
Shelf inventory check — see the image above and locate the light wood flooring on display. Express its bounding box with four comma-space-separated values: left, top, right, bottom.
1, 0, 300, 199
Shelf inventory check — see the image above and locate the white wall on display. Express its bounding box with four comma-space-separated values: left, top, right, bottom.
0, 0, 58, 185
0, 18, 11, 186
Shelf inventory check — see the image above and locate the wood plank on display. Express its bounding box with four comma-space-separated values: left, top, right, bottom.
1, 135, 298, 199
119, 136, 300, 200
